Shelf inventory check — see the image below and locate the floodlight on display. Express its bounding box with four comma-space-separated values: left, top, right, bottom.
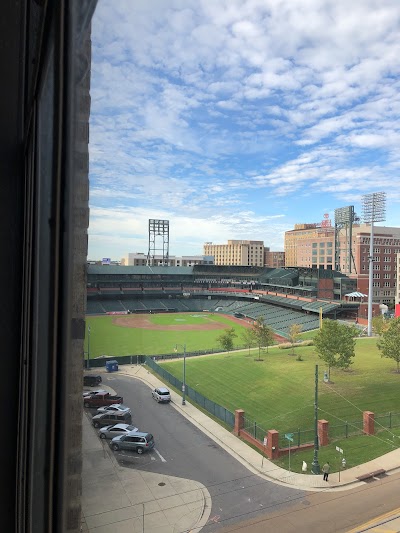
361, 192, 386, 337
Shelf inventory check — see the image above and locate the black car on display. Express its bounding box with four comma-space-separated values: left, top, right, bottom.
92, 411, 132, 428
83, 375, 102, 387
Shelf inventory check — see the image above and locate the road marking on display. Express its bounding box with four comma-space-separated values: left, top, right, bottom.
154, 448, 167, 463
346, 507, 400, 533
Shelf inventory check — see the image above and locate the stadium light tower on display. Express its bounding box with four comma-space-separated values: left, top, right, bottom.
362, 192, 386, 337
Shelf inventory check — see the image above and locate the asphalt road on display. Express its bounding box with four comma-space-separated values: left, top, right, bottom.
97, 373, 304, 531
217, 472, 400, 533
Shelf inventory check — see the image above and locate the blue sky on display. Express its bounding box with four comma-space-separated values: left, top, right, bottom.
88, 0, 400, 260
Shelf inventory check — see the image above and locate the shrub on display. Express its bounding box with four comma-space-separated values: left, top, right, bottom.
278, 340, 314, 349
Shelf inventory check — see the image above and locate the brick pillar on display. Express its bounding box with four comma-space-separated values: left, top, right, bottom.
234, 409, 245, 436
318, 419, 329, 446
266, 430, 279, 460
363, 411, 375, 435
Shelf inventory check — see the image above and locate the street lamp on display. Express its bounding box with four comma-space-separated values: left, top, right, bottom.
362, 192, 386, 337
311, 364, 320, 474
87, 325, 91, 369
174, 343, 186, 405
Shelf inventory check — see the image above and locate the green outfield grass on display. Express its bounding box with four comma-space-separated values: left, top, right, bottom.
84, 313, 249, 357
160, 338, 400, 437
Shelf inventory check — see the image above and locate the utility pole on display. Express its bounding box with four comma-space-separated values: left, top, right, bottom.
174, 343, 187, 405
311, 364, 320, 474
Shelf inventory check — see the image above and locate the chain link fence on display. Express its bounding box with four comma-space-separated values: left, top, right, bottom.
145, 356, 235, 428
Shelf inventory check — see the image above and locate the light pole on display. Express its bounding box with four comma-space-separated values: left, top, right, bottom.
87, 325, 91, 369
311, 364, 320, 474
174, 343, 186, 405
362, 192, 386, 337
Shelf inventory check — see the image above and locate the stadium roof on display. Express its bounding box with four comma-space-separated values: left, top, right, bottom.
87, 265, 194, 275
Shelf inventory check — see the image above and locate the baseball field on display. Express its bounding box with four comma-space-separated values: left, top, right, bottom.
84, 312, 253, 357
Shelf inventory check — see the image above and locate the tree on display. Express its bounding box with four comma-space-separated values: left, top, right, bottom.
216, 327, 237, 353
314, 319, 356, 380
377, 318, 400, 372
241, 328, 256, 356
252, 316, 274, 360
288, 323, 302, 355
372, 315, 389, 336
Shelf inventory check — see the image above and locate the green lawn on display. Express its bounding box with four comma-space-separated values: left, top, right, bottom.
298, 329, 320, 340
275, 428, 400, 473
161, 338, 400, 436
84, 313, 249, 357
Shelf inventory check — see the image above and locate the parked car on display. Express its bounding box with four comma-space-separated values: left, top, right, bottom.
82, 389, 107, 398
97, 404, 131, 414
152, 387, 171, 403
98, 423, 139, 439
83, 392, 123, 408
109, 432, 155, 454
92, 411, 132, 428
83, 375, 102, 387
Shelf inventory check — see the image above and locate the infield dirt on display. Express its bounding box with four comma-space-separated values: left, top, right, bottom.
112, 312, 252, 331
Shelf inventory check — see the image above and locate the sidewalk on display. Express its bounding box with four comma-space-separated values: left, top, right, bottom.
81, 386, 211, 532
116, 364, 400, 492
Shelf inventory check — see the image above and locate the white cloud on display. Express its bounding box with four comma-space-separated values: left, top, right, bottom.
88, 0, 400, 259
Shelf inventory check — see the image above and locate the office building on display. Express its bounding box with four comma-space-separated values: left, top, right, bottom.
264, 250, 285, 268
203, 240, 264, 266
285, 220, 400, 305
126, 252, 214, 267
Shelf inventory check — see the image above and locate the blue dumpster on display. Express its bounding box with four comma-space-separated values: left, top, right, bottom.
106, 359, 119, 372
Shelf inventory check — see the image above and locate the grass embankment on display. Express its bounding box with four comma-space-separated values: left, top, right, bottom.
161, 338, 400, 472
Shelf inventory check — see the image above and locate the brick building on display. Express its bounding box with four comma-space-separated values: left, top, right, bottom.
285, 221, 400, 306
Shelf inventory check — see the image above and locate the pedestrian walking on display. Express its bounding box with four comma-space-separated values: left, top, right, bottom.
322, 462, 330, 481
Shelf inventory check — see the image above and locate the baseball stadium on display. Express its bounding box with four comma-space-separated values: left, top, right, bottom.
85, 264, 363, 356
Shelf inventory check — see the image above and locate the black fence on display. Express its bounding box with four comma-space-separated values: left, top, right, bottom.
145, 356, 235, 428
85, 354, 146, 368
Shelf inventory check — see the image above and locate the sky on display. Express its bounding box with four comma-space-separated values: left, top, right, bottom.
88, 0, 400, 260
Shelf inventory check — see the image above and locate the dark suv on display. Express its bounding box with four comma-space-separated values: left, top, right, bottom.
83, 375, 102, 387
110, 432, 155, 454
92, 411, 132, 428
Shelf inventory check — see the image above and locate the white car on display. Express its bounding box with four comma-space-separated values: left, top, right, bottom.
82, 389, 107, 398
152, 387, 171, 403
97, 404, 131, 414
98, 423, 139, 439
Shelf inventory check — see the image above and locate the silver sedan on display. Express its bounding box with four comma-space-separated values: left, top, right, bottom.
96, 404, 131, 414
98, 423, 139, 439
